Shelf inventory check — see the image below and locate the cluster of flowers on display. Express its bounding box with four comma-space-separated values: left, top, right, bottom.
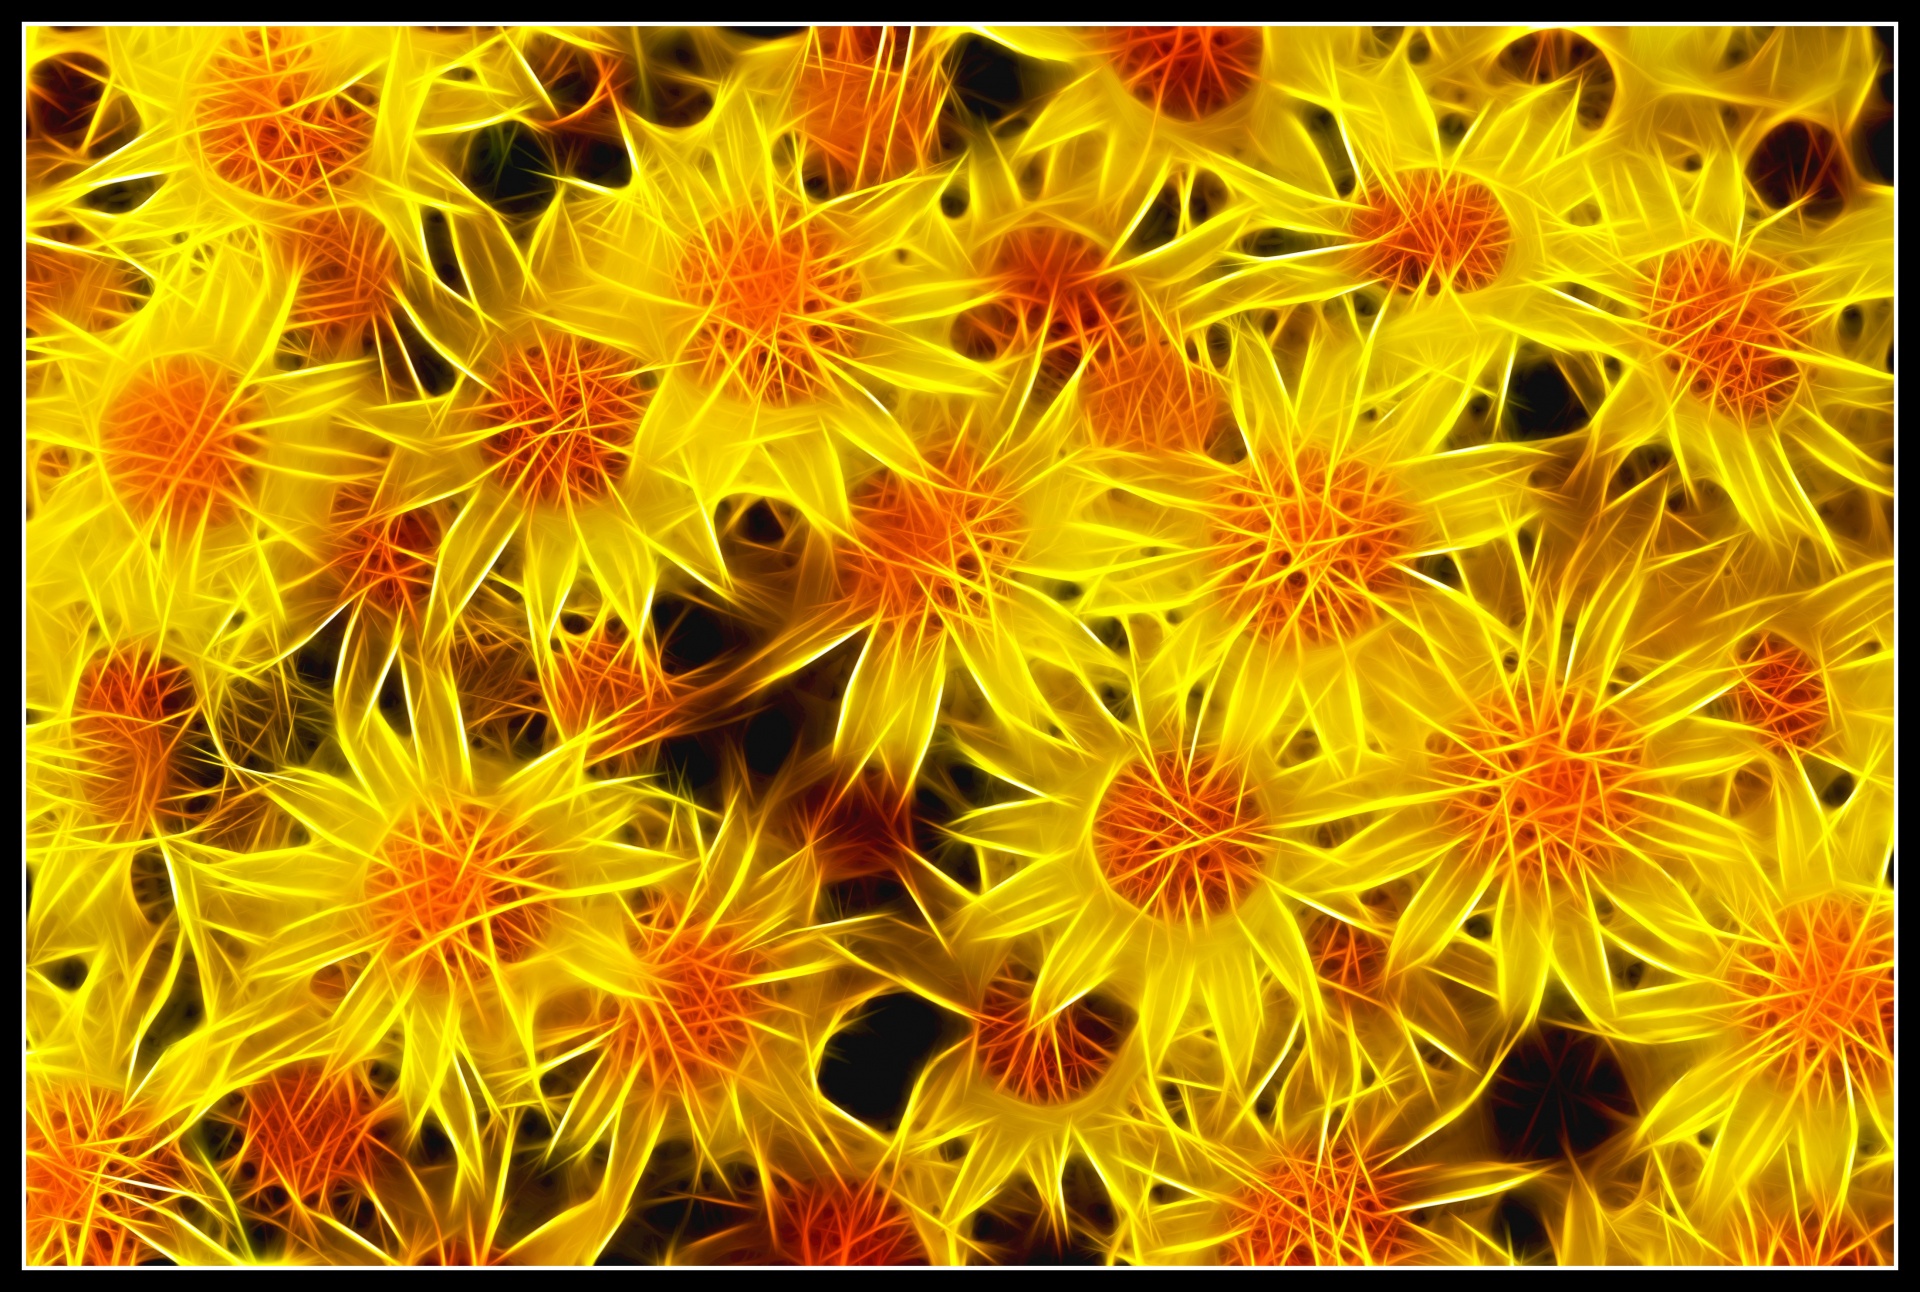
25, 25, 1892, 1266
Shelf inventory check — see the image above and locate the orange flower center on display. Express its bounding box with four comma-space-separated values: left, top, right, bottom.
1209, 451, 1408, 645
1104, 27, 1264, 120
1093, 752, 1265, 920
234, 1065, 387, 1208
366, 804, 553, 981
1310, 916, 1389, 999
200, 28, 374, 205
1225, 1138, 1414, 1266
1354, 171, 1511, 294
74, 648, 199, 841
975, 971, 1121, 1104
26, 1087, 180, 1267
284, 206, 395, 351
968, 226, 1138, 365
27, 243, 145, 335
620, 916, 769, 1088
841, 455, 1023, 638
103, 357, 258, 535
1729, 897, 1893, 1088
1439, 692, 1646, 888
546, 627, 686, 763
1734, 632, 1827, 751
1731, 1208, 1890, 1267
330, 485, 439, 616
795, 27, 947, 193
769, 1180, 926, 1266
479, 334, 649, 504
1644, 241, 1804, 421
678, 205, 862, 405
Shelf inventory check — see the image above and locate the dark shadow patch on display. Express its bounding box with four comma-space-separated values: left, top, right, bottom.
1128, 184, 1181, 254
658, 734, 720, 797
1496, 29, 1614, 127
651, 595, 742, 675
597, 1143, 758, 1265
741, 700, 800, 779
1299, 104, 1355, 196
1495, 1194, 1555, 1264
48, 956, 89, 991
28, 52, 110, 144
1608, 442, 1675, 500
391, 311, 459, 398
1487, 1025, 1637, 1162
724, 27, 804, 42
77, 174, 163, 214
1087, 616, 1129, 654
632, 31, 717, 130
946, 35, 1044, 126
1187, 170, 1227, 225
130, 848, 174, 923
1747, 120, 1847, 219
140, 949, 205, 1057
1418, 552, 1461, 589
819, 872, 908, 920
969, 1157, 1115, 1265
421, 208, 468, 295
1856, 28, 1894, 185
1239, 227, 1331, 258
818, 991, 959, 1131
558, 129, 632, 188
463, 121, 557, 220
1504, 352, 1592, 440
377, 665, 412, 738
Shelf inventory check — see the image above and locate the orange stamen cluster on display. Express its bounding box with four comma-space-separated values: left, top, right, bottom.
970, 225, 1138, 365
678, 204, 863, 405
769, 1177, 926, 1266
102, 356, 258, 535
1728, 896, 1893, 1090
283, 206, 396, 354
1310, 916, 1389, 1000
26, 1085, 183, 1267
620, 909, 770, 1089
1439, 689, 1645, 888
798, 780, 912, 887
1209, 450, 1409, 646
1644, 242, 1805, 421
200, 28, 374, 206
329, 484, 439, 617
233, 1065, 389, 1209
1732, 633, 1827, 751
27, 243, 144, 336
545, 625, 687, 764
1083, 333, 1226, 452
478, 334, 650, 505
795, 27, 947, 193
1353, 171, 1511, 294
1224, 1135, 1415, 1266
1093, 751, 1265, 921
841, 447, 1023, 640
975, 970, 1121, 1104
74, 647, 199, 841
26, 50, 111, 151
365, 803, 554, 982
1103, 27, 1264, 120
